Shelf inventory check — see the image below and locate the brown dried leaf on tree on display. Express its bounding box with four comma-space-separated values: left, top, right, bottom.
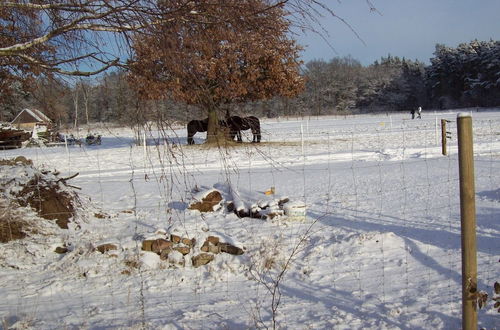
128, 0, 305, 143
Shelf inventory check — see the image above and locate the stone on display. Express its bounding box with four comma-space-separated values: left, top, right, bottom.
94, 212, 108, 219
160, 248, 171, 260
170, 234, 181, 244
226, 202, 235, 213
208, 244, 220, 254
188, 191, 223, 212
54, 246, 68, 254
250, 210, 263, 219
278, 198, 290, 206
219, 243, 244, 255
181, 237, 195, 247
201, 241, 210, 252
14, 156, 32, 165
206, 236, 219, 245
192, 253, 214, 268
152, 239, 173, 253
236, 209, 250, 218
142, 240, 154, 252
174, 246, 191, 255
97, 243, 118, 254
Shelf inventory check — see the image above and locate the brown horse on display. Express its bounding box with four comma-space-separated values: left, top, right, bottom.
226, 116, 261, 143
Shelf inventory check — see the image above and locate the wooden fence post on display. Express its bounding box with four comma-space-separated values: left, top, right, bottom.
457, 113, 477, 330
441, 119, 447, 155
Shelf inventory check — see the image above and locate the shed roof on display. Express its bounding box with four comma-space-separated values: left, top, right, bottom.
11, 108, 52, 124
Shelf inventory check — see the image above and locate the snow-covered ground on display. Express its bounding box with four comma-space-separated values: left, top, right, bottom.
1, 110, 499, 329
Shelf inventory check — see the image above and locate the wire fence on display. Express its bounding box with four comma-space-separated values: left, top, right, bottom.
0, 111, 499, 328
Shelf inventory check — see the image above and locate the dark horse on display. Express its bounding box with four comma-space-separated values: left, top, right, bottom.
226, 116, 261, 143
187, 116, 261, 145
187, 118, 209, 145
187, 118, 227, 145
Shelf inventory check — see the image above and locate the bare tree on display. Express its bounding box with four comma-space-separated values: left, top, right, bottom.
0, 0, 199, 105
30, 77, 71, 126
1, 1, 168, 75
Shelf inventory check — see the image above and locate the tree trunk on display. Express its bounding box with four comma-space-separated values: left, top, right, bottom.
205, 106, 230, 145
82, 85, 90, 128
73, 88, 79, 131
206, 106, 219, 144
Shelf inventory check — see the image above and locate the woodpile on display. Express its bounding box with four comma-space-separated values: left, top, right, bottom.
0, 125, 31, 149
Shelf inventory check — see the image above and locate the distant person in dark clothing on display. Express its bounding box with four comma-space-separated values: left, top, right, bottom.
410, 109, 415, 119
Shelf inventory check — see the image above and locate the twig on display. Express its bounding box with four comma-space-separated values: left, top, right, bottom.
57, 172, 80, 183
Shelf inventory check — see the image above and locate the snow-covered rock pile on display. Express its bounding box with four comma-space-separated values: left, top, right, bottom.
188, 183, 304, 221
0, 160, 306, 274
140, 230, 244, 269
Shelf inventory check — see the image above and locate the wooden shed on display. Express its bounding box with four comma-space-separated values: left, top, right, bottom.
11, 108, 52, 132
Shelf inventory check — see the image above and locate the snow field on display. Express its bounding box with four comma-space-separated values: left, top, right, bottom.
0, 110, 499, 328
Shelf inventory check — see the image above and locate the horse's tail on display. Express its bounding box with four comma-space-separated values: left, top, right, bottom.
187, 120, 195, 145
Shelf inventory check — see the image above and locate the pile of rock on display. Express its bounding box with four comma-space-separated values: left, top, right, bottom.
142, 234, 194, 266
141, 233, 244, 268
187, 185, 295, 220
228, 197, 290, 219
200, 235, 243, 255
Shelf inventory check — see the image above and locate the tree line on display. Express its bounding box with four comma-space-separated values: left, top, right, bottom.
2, 39, 498, 128
294, 39, 499, 116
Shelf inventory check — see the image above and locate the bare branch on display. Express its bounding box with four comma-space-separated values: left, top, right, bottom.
16, 53, 120, 77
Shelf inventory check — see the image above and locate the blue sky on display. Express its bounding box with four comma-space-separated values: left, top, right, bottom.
296, 0, 500, 65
